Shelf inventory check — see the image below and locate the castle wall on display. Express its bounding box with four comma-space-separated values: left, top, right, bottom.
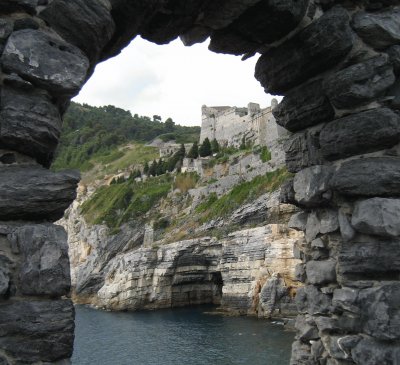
200, 101, 287, 151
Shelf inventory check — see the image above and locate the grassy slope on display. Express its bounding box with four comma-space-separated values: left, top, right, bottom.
81, 174, 173, 230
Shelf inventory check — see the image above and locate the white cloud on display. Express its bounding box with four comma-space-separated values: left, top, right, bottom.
74, 37, 280, 126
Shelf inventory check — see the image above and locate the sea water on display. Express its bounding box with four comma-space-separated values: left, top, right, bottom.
72, 305, 294, 365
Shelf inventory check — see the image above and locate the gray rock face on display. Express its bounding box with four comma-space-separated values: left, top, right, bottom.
293, 165, 334, 207
284, 127, 323, 173
319, 108, 400, 161
0, 300, 74, 363
290, 340, 312, 365
338, 209, 356, 242
258, 274, 289, 318
352, 197, 400, 238
0, 19, 12, 55
1, 29, 89, 95
279, 178, 296, 205
388, 45, 400, 75
323, 55, 395, 109
0, 165, 79, 221
9, 224, 70, 296
273, 79, 335, 132
209, 0, 309, 55
351, 337, 400, 365
330, 157, 400, 197
305, 209, 338, 242
360, 283, 400, 341
352, 7, 400, 49
295, 315, 319, 341
230, 192, 273, 225
333, 283, 400, 341
39, 0, 115, 61
296, 285, 332, 315
255, 7, 354, 94
288, 211, 308, 231
0, 255, 11, 297
306, 260, 336, 285
338, 235, 400, 282
0, 85, 62, 167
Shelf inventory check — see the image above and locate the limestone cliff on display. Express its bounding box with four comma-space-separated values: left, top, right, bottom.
63, 193, 302, 318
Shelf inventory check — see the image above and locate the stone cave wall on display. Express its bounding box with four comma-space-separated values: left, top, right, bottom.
0, 1, 399, 364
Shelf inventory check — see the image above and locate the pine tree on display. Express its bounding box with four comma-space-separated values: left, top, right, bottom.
187, 141, 199, 159
199, 137, 212, 157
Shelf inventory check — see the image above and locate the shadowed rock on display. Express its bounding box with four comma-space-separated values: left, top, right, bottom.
140, 0, 206, 45
0, 19, 12, 55
0, 165, 80, 221
388, 45, 400, 75
0, 0, 38, 15
39, 0, 115, 62
273, 79, 335, 132
209, 0, 309, 55
255, 7, 354, 94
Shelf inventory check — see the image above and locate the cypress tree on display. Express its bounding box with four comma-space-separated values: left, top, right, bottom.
187, 141, 199, 159
149, 160, 157, 176
143, 161, 149, 175
211, 138, 220, 153
199, 137, 212, 157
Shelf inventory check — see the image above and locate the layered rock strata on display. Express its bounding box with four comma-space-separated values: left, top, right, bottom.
0, 1, 399, 364
68, 220, 303, 319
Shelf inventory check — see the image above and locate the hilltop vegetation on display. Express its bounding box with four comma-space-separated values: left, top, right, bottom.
52, 102, 200, 171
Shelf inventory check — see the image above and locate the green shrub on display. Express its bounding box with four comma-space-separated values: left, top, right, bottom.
195, 193, 218, 213
199, 168, 291, 221
81, 175, 173, 230
260, 146, 272, 163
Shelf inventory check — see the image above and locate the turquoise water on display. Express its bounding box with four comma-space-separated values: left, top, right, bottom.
72, 305, 294, 365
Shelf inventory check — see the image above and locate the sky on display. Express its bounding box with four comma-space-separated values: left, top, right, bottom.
73, 36, 280, 127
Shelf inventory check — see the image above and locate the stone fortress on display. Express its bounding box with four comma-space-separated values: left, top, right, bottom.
200, 99, 287, 149
161, 99, 288, 163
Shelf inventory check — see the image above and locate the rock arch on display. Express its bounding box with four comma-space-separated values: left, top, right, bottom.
0, 1, 400, 364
